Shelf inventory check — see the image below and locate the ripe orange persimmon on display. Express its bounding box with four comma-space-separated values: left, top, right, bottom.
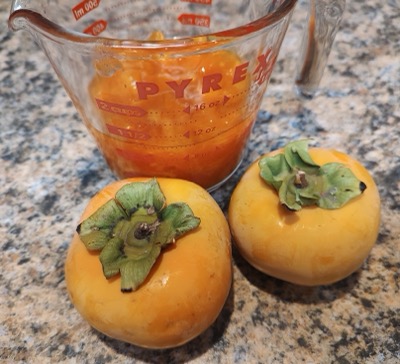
65, 178, 232, 349
228, 141, 381, 286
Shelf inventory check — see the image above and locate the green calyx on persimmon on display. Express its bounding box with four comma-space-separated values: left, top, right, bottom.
76, 178, 200, 292
228, 142, 381, 286
259, 140, 367, 211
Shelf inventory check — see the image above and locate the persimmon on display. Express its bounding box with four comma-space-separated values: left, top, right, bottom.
65, 178, 232, 349
228, 140, 381, 286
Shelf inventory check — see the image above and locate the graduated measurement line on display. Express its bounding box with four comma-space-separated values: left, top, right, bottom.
108, 12, 170, 24
104, 0, 181, 11
110, 119, 253, 150
107, 5, 185, 22
104, 0, 134, 11
181, 0, 212, 5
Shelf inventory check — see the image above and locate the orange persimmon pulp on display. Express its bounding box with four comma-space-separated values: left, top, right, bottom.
65, 178, 232, 349
228, 147, 381, 286
86, 45, 256, 189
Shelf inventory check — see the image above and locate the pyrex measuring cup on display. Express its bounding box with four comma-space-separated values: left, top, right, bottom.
9, 0, 345, 190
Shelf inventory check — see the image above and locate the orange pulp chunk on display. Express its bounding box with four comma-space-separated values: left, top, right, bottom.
88, 49, 257, 189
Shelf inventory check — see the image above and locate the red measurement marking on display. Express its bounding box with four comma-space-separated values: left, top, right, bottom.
72, 0, 100, 20
83, 19, 107, 36
183, 95, 229, 114
178, 13, 210, 28
116, 149, 153, 162
181, 0, 212, 5
106, 124, 150, 141
183, 126, 216, 139
223, 95, 230, 105
96, 99, 147, 117
253, 49, 276, 85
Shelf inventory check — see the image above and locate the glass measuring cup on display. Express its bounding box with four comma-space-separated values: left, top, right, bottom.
9, 0, 345, 190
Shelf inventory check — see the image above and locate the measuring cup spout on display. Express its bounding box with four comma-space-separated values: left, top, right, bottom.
9, 3, 93, 47
8, 9, 33, 33
9, 8, 73, 44
295, 0, 346, 98
9, 0, 48, 33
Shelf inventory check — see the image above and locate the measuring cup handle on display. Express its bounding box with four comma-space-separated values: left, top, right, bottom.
295, 0, 346, 98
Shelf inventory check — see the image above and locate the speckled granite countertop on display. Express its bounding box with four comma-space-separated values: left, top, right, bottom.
1, 1, 399, 363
